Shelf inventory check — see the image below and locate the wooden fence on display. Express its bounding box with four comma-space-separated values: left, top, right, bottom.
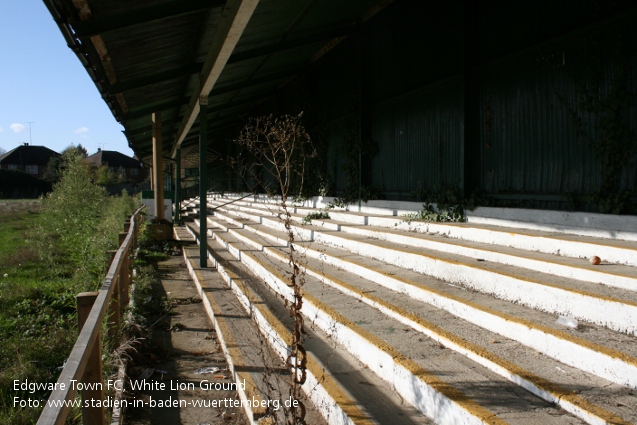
36, 205, 145, 425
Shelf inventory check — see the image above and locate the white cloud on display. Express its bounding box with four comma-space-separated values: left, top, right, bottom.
75, 127, 89, 134
10, 123, 26, 133
0, 126, 4, 132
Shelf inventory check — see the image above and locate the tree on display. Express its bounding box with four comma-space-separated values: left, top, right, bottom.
40, 150, 108, 276
45, 145, 90, 182
95, 164, 120, 185
43, 156, 62, 182
63, 143, 89, 158
0, 147, 6, 156
233, 113, 315, 198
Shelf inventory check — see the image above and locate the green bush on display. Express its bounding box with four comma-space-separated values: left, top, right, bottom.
33, 151, 137, 286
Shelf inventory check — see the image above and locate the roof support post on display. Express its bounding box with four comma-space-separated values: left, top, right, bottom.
174, 148, 181, 224
152, 112, 165, 220
462, 1, 481, 198
199, 97, 208, 268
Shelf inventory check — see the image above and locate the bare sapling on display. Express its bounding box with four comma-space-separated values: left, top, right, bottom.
232, 112, 316, 424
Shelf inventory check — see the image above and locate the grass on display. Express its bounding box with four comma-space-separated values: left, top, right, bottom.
0, 200, 82, 425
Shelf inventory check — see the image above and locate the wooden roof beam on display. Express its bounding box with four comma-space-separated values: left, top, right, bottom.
226, 24, 357, 64
71, 0, 225, 38
209, 67, 301, 97
120, 97, 189, 121
105, 63, 204, 94
171, 0, 260, 158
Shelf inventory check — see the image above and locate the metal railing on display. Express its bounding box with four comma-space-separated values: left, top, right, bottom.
210, 192, 254, 212
36, 205, 145, 425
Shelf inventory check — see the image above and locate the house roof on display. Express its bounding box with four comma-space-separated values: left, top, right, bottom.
43, 0, 393, 163
85, 150, 143, 168
0, 145, 60, 166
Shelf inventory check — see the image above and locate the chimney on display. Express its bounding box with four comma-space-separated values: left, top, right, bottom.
24, 143, 29, 146
98, 148, 101, 152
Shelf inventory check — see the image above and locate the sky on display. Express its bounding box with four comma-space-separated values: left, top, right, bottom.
0, 0, 133, 157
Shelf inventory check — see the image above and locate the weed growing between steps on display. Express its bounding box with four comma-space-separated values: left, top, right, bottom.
401, 203, 466, 224
300, 197, 354, 224
301, 211, 330, 225
232, 113, 317, 425
126, 222, 177, 338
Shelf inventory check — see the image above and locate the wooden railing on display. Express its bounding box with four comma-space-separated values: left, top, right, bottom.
36, 205, 145, 425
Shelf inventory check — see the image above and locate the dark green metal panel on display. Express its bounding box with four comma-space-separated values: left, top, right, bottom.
371, 81, 463, 200
478, 25, 637, 198
362, 1, 464, 200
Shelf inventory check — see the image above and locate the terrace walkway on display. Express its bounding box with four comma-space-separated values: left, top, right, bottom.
123, 248, 247, 425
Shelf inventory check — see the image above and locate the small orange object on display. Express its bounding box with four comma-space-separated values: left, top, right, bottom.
590, 256, 601, 265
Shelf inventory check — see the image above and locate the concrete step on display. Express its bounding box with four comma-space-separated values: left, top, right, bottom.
204, 214, 637, 422
211, 195, 637, 267
182, 245, 325, 424
211, 199, 637, 293
213, 194, 637, 242
206, 201, 637, 337
173, 230, 290, 423
192, 221, 596, 425
202, 211, 637, 389
182, 195, 637, 424
183, 226, 432, 425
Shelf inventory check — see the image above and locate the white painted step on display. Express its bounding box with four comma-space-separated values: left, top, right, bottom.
185, 225, 430, 425
211, 199, 637, 293
203, 210, 637, 390
196, 221, 590, 425
202, 216, 637, 425
208, 202, 637, 336
210, 196, 637, 267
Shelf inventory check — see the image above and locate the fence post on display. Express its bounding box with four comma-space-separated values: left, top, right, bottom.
77, 292, 105, 425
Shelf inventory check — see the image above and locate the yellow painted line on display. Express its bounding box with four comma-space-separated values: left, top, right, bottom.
215, 203, 637, 282
380, 213, 637, 251
214, 199, 637, 252
411, 221, 637, 252
348, 225, 637, 281
186, 225, 375, 425
226, 238, 509, 425
215, 218, 637, 424
235, 276, 376, 425
261, 245, 631, 425
212, 212, 637, 367
320, 229, 637, 308
315, 241, 637, 368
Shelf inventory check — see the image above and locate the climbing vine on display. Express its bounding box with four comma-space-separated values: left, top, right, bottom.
551, 33, 637, 213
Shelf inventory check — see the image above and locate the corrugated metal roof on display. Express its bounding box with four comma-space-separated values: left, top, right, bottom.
44, 0, 391, 163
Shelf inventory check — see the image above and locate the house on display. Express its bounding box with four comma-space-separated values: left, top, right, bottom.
0, 143, 60, 179
84, 148, 147, 183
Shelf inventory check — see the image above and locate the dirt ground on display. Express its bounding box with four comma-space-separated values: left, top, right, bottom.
124, 250, 248, 425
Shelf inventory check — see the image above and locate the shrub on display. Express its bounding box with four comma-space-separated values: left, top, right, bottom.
34, 151, 137, 286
